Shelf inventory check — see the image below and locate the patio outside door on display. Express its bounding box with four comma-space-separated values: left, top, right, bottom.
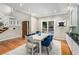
48, 21, 54, 33
42, 21, 54, 34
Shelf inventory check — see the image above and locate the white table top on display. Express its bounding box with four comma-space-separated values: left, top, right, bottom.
32, 33, 49, 55
32, 33, 49, 41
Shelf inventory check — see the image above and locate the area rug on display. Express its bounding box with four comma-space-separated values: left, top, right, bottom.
4, 40, 61, 55
51, 40, 61, 55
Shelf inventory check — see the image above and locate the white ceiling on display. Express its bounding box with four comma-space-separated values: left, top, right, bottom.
4, 3, 70, 18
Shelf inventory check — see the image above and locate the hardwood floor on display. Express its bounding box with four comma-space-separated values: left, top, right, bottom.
0, 37, 26, 55
61, 40, 72, 55
54, 39, 72, 55
0, 38, 72, 55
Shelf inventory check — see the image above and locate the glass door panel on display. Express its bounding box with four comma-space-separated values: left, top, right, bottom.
42, 22, 47, 33
48, 21, 54, 34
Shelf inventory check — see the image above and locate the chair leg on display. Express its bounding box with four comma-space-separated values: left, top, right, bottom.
50, 44, 52, 50
32, 48, 33, 55
47, 47, 50, 55
26, 46, 29, 55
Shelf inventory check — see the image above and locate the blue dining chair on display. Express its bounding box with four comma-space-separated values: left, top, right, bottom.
41, 35, 53, 55
36, 31, 41, 34
31, 33, 36, 35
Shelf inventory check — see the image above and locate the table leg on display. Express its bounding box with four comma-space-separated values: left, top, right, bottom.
39, 41, 41, 55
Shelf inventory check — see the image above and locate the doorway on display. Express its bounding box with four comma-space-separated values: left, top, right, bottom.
22, 21, 29, 38
42, 21, 54, 33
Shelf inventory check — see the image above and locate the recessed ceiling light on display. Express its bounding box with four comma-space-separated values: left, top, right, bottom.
19, 3, 23, 6
54, 10, 57, 13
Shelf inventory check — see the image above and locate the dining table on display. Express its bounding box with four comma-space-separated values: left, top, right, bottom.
32, 33, 49, 55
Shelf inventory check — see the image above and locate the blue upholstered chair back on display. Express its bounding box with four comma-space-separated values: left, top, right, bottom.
50, 35, 53, 42
42, 35, 53, 47
31, 33, 36, 35
27, 31, 41, 36
36, 31, 41, 34
27, 32, 35, 36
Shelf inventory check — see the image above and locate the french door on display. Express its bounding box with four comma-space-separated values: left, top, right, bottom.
42, 21, 54, 33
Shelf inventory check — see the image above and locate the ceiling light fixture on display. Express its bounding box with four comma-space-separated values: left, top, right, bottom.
54, 10, 57, 13
19, 3, 23, 6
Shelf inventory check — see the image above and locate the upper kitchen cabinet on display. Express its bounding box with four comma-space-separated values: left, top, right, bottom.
69, 4, 77, 27
71, 5, 77, 26
70, 4, 79, 33
68, 4, 78, 33
2, 16, 20, 28
8, 16, 20, 26
77, 5, 79, 34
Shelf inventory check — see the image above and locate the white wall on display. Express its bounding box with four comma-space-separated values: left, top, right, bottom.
30, 17, 38, 33
38, 14, 70, 40
54, 15, 70, 40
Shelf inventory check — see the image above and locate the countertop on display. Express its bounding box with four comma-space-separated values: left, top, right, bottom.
67, 32, 79, 45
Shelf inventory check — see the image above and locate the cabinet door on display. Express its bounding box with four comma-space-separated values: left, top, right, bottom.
71, 7, 77, 26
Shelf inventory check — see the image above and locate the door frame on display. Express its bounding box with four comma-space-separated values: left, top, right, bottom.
41, 20, 54, 33
22, 21, 29, 38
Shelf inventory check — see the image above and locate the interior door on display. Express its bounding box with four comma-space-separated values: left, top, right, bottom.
22, 21, 29, 38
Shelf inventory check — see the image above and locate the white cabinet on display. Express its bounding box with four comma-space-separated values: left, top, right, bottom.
77, 6, 79, 34
9, 16, 20, 26
3, 16, 20, 27
71, 6, 77, 26
69, 5, 78, 33
66, 34, 79, 55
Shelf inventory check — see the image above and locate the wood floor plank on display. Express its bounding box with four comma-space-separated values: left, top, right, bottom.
61, 40, 72, 55
54, 39, 72, 55
0, 37, 26, 55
